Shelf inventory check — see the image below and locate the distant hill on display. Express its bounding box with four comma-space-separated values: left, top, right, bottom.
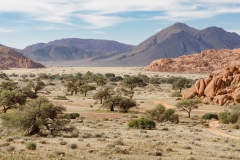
22, 38, 134, 61
0, 46, 44, 69
99, 22, 240, 66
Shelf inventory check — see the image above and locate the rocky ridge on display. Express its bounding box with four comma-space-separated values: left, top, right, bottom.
144, 48, 240, 74
0, 46, 44, 69
182, 66, 240, 106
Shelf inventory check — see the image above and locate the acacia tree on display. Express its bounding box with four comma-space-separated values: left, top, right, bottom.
66, 80, 84, 95
1, 97, 69, 136
93, 76, 107, 86
0, 90, 26, 113
0, 81, 18, 91
121, 88, 134, 99
28, 79, 46, 94
79, 84, 96, 97
93, 86, 114, 104
102, 96, 136, 112
172, 77, 193, 93
176, 99, 201, 118
122, 76, 146, 90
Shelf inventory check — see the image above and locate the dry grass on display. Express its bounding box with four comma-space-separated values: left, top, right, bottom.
0, 67, 239, 160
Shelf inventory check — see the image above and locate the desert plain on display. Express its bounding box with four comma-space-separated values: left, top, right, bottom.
0, 67, 239, 160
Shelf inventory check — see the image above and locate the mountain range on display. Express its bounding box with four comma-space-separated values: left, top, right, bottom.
101, 22, 240, 66
21, 39, 133, 61
3, 22, 240, 67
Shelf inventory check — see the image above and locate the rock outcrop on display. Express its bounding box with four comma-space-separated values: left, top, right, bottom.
0, 46, 44, 69
144, 48, 240, 74
182, 66, 240, 106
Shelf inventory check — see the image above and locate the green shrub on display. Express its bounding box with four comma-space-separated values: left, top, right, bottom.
128, 117, 156, 130
146, 104, 179, 123
170, 91, 182, 97
69, 143, 77, 149
60, 113, 80, 119
53, 95, 68, 100
201, 113, 218, 120
219, 105, 240, 124
26, 142, 37, 150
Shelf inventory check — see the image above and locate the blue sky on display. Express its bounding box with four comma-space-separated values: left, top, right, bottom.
1, 0, 240, 49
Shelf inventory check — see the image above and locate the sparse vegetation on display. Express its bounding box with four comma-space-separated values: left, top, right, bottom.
128, 117, 156, 129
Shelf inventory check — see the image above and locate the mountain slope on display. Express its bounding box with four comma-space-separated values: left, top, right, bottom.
101, 22, 240, 66
23, 45, 102, 61
22, 38, 133, 62
0, 46, 44, 69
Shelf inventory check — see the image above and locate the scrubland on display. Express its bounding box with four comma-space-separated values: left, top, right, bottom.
0, 67, 239, 160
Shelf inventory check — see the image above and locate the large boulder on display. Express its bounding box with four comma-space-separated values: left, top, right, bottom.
232, 89, 240, 104
204, 77, 225, 97
194, 79, 206, 96
182, 86, 197, 100
202, 97, 213, 104
213, 95, 231, 106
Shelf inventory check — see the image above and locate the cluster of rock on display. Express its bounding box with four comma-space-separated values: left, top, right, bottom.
144, 48, 240, 74
0, 46, 44, 69
182, 66, 240, 106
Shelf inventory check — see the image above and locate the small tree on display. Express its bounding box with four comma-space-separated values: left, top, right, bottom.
1, 97, 69, 136
28, 80, 46, 94
0, 90, 26, 113
93, 86, 113, 104
102, 96, 136, 112
122, 76, 146, 90
172, 77, 192, 93
121, 88, 134, 99
79, 84, 96, 97
0, 81, 18, 91
176, 99, 201, 118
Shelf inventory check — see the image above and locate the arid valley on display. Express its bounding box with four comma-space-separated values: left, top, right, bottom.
0, 67, 239, 160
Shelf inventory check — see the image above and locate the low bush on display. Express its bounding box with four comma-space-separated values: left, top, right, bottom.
69, 143, 77, 149
170, 91, 182, 97
26, 142, 37, 150
146, 104, 179, 123
128, 117, 156, 130
219, 105, 240, 124
53, 95, 68, 100
201, 113, 218, 120
60, 113, 80, 119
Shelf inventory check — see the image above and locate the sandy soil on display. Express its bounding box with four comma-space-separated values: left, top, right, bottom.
0, 67, 240, 160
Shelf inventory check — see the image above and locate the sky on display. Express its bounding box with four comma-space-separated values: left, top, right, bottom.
0, 0, 240, 49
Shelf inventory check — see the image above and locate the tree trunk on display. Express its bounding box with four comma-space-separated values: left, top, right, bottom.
110, 105, 114, 111
84, 93, 87, 97
188, 111, 191, 118
71, 91, 74, 95
100, 99, 103, 104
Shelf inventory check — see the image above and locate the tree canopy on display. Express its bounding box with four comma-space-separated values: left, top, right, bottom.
1, 97, 69, 136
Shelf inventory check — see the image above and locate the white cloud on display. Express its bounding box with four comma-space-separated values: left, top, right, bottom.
0, 27, 16, 33
94, 31, 106, 35
0, 0, 240, 28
